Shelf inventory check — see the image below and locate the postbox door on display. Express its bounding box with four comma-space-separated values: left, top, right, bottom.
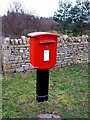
38, 38, 57, 69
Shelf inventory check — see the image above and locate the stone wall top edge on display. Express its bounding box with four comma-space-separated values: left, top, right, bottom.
3, 35, 89, 46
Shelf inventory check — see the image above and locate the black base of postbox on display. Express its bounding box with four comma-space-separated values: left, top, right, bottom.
36, 69, 49, 102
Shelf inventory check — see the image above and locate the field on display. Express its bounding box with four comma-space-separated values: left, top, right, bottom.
2, 63, 89, 119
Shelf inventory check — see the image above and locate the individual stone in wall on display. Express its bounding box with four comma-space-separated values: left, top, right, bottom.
16, 67, 24, 73
10, 39, 15, 45
72, 37, 77, 42
26, 37, 30, 44
21, 36, 26, 44
15, 39, 18, 45
4, 37, 10, 45
82, 35, 88, 42
62, 35, 68, 43
18, 39, 22, 44
20, 49, 23, 53
67, 37, 73, 43
59, 36, 64, 43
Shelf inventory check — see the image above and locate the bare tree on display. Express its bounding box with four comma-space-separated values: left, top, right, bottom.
2, 1, 57, 37
9, 0, 24, 13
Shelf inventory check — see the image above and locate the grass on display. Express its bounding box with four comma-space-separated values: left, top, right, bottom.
2, 63, 89, 119
0, 61, 2, 119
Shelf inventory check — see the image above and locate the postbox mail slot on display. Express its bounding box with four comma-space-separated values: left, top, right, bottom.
40, 41, 55, 44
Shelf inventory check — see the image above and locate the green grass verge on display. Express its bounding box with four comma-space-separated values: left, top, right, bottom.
2, 63, 89, 119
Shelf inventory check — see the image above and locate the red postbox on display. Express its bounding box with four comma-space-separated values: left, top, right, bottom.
28, 32, 59, 102
28, 32, 59, 69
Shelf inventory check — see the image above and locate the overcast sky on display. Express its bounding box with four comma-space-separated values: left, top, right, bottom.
0, 0, 76, 17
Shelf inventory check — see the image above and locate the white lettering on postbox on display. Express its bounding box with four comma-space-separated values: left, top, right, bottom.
44, 50, 49, 61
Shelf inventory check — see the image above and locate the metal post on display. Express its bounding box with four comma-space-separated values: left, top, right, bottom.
36, 69, 49, 102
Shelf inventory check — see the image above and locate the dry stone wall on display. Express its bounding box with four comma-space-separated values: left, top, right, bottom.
2, 35, 89, 74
